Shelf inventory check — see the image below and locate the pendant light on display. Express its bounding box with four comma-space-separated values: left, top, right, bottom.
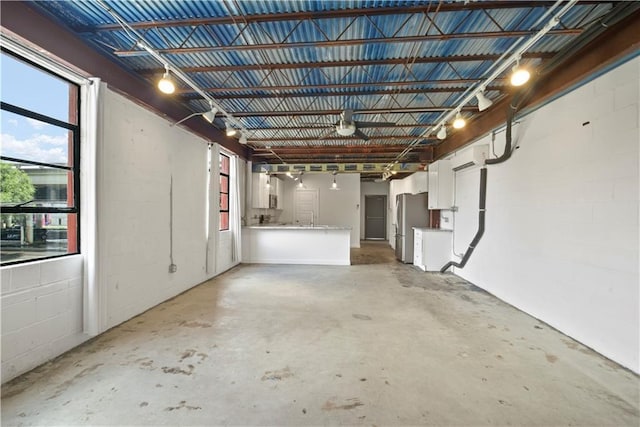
436, 125, 447, 140
158, 65, 176, 94
452, 112, 466, 129
329, 172, 340, 190
266, 172, 271, 188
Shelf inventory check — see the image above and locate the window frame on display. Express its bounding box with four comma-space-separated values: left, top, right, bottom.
0, 49, 81, 266
219, 153, 230, 231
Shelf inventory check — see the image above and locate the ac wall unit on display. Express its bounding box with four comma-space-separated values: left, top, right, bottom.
451, 145, 489, 171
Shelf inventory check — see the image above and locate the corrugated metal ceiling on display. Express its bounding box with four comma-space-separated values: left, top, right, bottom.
30, 0, 617, 165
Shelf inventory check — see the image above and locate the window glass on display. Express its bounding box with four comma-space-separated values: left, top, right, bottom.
1, 52, 77, 124
1, 51, 79, 265
219, 153, 229, 231
0, 110, 72, 166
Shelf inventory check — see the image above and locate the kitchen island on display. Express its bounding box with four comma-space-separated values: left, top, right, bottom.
242, 225, 351, 266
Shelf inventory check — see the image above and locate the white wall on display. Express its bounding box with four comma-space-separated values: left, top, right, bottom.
1, 256, 84, 380
450, 57, 639, 372
279, 174, 361, 247
360, 181, 390, 240
1, 87, 242, 383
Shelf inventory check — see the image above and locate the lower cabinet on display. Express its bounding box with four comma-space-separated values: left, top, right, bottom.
413, 228, 452, 272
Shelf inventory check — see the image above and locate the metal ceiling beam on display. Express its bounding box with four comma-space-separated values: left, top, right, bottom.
84, 2, 602, 32
142, 52, 553, 74
248, 135, 435, 142
248, 123, 438, 131
433, 9, 640, 160
192, 86, 503, 100
115, 29, 580, 56
176, 78, 500, 94
252, 144, 431, 155
230, 106, 477, 117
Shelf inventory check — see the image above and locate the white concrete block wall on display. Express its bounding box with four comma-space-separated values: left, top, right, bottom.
1, 256, 85, 380
100, 89, 217, 329
2, 88, 242, 383
450, 57, 639, 372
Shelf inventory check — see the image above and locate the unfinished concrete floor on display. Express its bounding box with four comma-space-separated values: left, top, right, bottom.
2, 241, 639, 426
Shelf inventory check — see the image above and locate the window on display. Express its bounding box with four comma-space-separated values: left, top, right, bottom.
0, 51, 80, 265
219, 153, 230, 231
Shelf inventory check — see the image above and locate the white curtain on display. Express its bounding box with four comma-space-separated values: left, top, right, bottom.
230, 155, 242, 263
81, 78, 103, 336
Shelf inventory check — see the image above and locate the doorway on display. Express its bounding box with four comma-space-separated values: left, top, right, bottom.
365, 195, 386, 240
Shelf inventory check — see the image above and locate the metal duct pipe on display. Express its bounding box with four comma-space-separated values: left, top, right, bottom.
440, 167, 487, 273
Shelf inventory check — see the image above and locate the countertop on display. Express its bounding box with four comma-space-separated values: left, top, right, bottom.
245, 224, 352, 230
412, 227, 453, 232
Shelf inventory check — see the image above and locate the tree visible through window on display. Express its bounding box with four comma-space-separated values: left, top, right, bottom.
0, 51, 80, 265
219, 153, 229, 231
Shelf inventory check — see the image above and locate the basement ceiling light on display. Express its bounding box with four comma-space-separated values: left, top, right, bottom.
476, 90, 493, 112
436, 125, 447, 140
158, 65, 175, 94
453, 112, 466, 129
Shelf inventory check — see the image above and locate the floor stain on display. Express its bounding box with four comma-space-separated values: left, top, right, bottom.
46, 364, 104, 400
546, 354, 558, 364
261, 367, 293, 381
139, 402, 148, 407
161, 365, 195, 376
353, 314, 372, 320
322, 397, 364, 411
180, 349, 196, 361
164, 400, 201, 411
179, 321, 212, 328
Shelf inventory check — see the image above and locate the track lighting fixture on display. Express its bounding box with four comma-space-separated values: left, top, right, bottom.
202, 105, 218, 123
510, 60, 530, 86
476, 90, 493, 112
436, 125, 447, 140
158, 65, 175, 94
239, 134, 247, 144
453, 112, 466, 129
225, 122, 237, 137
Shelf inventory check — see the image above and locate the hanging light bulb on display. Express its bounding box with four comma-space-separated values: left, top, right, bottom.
158, 65, 175, 94
330, 172, 340, 190
476, 90, 493, 111
510, 60, 530, 86
436, 125, 447, 140
297, 172, 304, 188
453, 112, 466, 129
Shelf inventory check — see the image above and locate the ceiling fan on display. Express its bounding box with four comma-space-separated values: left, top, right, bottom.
329, 109, 394, 141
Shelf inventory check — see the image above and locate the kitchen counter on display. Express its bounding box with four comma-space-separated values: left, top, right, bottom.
413, 227, 453, 232
246, 224, 351, 230
242, 225, 351, 266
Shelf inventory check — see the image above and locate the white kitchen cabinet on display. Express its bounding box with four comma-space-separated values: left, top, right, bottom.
413, 227, 452, 272
428, 160, 453, 209
252, 173, 269, 208
406, 171, 428, 195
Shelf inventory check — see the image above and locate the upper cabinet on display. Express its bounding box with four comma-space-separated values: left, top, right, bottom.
252, 173, 270, 208
428, 160, 453, 210
252, 173, 283, 209
405, 171, 428, 195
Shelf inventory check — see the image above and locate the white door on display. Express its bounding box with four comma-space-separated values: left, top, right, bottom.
294, 189, 319, 225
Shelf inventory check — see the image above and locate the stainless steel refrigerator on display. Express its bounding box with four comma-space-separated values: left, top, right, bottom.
395, 193, 429, 263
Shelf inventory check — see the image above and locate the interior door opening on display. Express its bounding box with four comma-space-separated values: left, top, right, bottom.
365, 195, 386, 240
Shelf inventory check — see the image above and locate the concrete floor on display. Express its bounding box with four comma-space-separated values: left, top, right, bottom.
2, 241, 639, 426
